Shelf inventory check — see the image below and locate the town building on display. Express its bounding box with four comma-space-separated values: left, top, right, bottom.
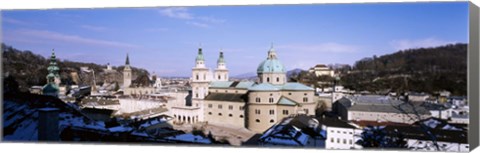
383, 120, 469, 152
308, 64, 335, 77
317, 116, 363, 149
332, 95, 431, 124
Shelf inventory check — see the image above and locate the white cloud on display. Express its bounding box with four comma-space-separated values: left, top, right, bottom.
198, 16, 225, 24
145, 27, 169, 32
2, 17, 28, 25
11, 29, 138, 48
79, 25, 107, 32
389, 38, 456, 51
186, 21, 209, 28
158, 7, 225, 28
158, 7, 193, 19
277, 42, 359, 53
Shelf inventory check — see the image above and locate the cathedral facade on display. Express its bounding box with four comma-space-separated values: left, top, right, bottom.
192, 46, 317, 133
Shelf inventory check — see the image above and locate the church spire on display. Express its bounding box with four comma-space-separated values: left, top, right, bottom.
125, 53, 130, 65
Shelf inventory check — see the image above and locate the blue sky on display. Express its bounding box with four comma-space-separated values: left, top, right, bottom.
2, 2, 469, 77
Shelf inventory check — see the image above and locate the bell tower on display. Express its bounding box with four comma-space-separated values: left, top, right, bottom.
191, 47, 210, 99
214, 51, 229, 81
123, 53, 132, 88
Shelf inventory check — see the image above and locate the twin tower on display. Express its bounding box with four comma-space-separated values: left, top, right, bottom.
191, 47, 228, 100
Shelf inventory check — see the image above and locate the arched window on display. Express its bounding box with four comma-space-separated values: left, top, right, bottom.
218, 113, 222, 116
240, 115, 244, 118
270, 119, 274, 123
196, 75, 199, 80
228, 114, 232, 117
256, 119, 260, 123
276, 77, 279, 82
267, 77, 270, 82
218, 75, 221, 80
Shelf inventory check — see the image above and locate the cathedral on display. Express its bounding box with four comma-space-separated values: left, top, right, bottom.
191, 45, 317, 133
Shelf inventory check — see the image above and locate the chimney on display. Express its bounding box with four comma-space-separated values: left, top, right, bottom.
38, 108, 60, 141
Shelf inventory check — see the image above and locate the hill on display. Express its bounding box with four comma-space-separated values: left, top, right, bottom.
2, 43, 150, 92
341, 43, 467, 95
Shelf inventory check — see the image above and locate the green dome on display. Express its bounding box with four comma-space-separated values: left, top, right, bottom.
195, 48, 204, 61
257, 59, 285, 73
46, 73, 55, 78
43, 83, 59, 93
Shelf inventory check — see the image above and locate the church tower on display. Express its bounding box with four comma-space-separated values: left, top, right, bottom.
191, 47, 210, 99
123, 53, 132, 88
256, 45, 287, 85
46, 49, 61, 86
43, 49, 60, 97
214, 51, 229, 81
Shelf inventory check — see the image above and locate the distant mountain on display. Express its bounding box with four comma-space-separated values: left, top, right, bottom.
286, 68, 305, 78
231, 72, 257, 79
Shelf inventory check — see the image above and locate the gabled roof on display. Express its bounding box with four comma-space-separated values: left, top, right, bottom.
210, 81, 255, 89
316, 116, 357, 129
210, 81, 233, 88
204, 93, 247, 103
248, 83, 280, 91
277, 97, 298, 106
278, 83, 314, 91
235, 81, 255, 89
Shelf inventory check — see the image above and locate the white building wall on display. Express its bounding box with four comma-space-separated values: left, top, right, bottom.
324, 126, 362, 149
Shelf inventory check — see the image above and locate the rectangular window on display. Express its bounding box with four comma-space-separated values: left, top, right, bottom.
331, 138, 334, 143
255, 109, 261, 115
228, 105, 233, 110
239, 106, 244, 110
303, 108, 309, 114
208, 104, 212, 108
282, 110, 289, 115
218, 104, 222, 109
349, 139, 352, 144
269, 109, 275, 115
343, 139, 346, 144
337, 138, 340, 143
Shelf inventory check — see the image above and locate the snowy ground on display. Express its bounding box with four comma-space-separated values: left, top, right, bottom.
115, 98, 164, 115
173, 122, 256, 146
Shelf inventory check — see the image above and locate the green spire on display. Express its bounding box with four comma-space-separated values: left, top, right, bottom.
217, 51, 225, 64
125, 53, 130, 65
195, 47, 204, 61
47, 49, 59, 75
